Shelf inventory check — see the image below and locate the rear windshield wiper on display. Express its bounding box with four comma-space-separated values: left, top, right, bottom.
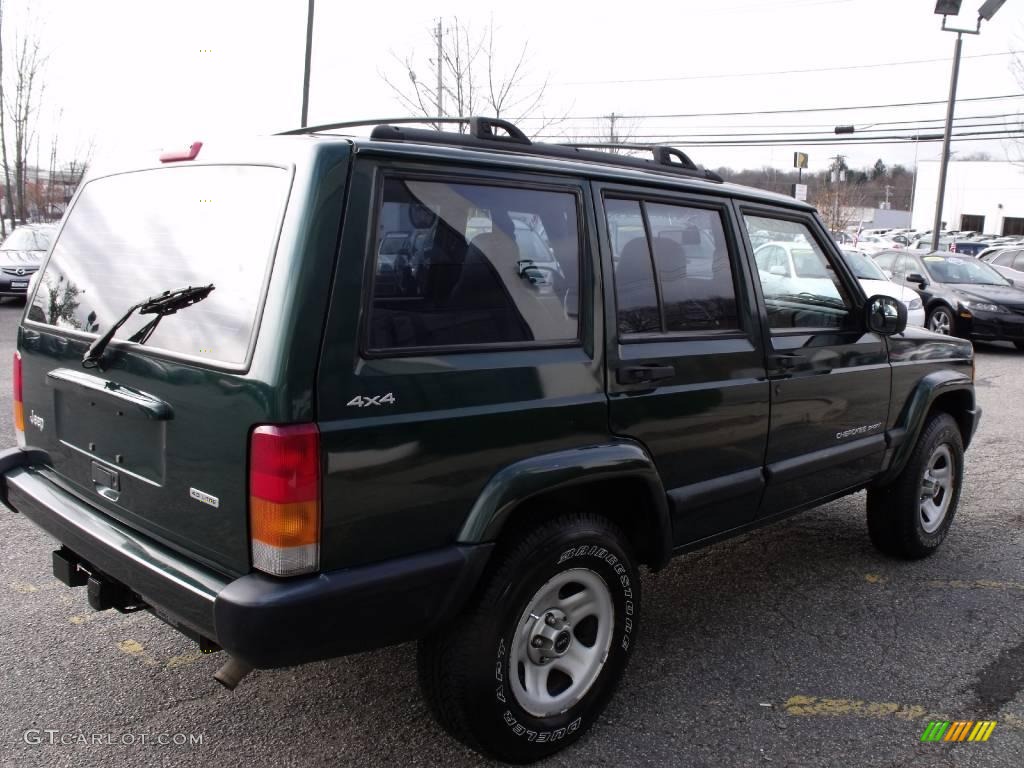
82, 284, 215, 369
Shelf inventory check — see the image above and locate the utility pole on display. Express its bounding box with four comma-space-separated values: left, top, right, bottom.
300, 0, 314, 128
931, 30, 962, 251
883, 184, 894, 210
829, 154, 846, 232
435, 19, 444, 119
608, 112, 618, 144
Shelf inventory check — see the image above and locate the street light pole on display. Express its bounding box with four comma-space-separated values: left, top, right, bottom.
928, 1, 1006, 250
931, 31, 963, 252
300, 0, 315, 128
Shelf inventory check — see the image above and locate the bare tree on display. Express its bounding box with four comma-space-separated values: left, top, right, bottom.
0, 0, 11, 236
7, 28, 45, 224
379, 17, 565, 137
811, 179, 869, 233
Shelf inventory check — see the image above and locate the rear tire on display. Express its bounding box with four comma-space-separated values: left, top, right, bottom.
417, 513, 641, 763
866, 412, 963, 559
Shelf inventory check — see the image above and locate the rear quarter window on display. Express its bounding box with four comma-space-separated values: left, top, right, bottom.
27, 165, 290, 367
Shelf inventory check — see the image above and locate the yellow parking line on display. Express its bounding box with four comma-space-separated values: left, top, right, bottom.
784, 696, 1024, 731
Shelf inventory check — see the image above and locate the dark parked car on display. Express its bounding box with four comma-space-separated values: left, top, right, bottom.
0, 118, 980, 763
0, 224, 56, 299
948, 241, 991, 257
875, 249, 1024, 349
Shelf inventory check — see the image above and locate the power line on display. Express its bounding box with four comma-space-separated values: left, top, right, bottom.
515, 93, 1024, 121
557, 119, 1020, 141
550, 50, 1022, 87
536, 129, 1023, 148
558, 111, 1023, 133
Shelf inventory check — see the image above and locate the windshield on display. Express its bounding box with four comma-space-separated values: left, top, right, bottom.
841, 250, 887, 281
27, 165, 290, 366
1, 228, 53, 251
921, 255, 1010, 286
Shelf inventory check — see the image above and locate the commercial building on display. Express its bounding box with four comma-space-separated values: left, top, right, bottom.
911, 160, 1024, 236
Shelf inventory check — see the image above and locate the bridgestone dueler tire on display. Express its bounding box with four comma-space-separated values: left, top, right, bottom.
417, 513, 641, 763
866, 412, 964, 559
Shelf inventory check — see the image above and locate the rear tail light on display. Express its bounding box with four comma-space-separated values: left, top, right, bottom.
249, 424, 320, 576
13, 351, 24, 446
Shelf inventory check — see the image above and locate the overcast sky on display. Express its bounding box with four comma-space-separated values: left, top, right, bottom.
10, 0, 1024, 174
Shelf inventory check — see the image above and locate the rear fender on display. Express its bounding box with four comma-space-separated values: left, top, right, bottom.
456, 440, 672, 570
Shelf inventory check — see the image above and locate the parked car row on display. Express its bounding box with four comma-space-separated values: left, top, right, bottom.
872, 249, 1024, 349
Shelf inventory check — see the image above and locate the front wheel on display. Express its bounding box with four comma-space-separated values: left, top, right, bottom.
927, 305, 955, 336
866, 412, 964, 558
417, 513, 641, 763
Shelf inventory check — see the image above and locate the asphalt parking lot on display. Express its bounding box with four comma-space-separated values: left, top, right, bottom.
0, 299, 1021, 768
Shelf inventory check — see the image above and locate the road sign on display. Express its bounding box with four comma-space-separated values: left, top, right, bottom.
793, 152, 808, 169
792, 183, 808, 201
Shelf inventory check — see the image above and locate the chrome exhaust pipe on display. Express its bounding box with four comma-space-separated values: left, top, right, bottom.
213, 656, 254, 690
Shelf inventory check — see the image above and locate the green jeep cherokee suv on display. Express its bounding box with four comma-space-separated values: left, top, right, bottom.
0, 118, 980, 763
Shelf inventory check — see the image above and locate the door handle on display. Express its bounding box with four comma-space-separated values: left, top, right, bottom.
771, 352, 802, 369
769, 352, 832, 375
617, 364, 675, 385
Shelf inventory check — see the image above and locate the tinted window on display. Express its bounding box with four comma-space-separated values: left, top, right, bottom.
27, 166, 289, 366
921, 255, 1009, 286
644, 202, 739, 332
745, 215, 853, 330
1013, 253, 1024, 271
367, 178, 580, 350
607, 199, 660, 335
992, 251, 1013, 266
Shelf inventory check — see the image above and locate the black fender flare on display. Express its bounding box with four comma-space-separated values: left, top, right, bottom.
879, 370, 979, 484
456, 440, 672, 570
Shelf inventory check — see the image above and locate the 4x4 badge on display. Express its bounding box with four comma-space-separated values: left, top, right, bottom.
347, 394, 396, 408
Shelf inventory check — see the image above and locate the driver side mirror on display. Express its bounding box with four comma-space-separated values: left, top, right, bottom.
906, 272, 928, 288
864, 294, 908, 336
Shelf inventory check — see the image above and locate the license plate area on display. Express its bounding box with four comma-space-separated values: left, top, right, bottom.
54, 390, 166, 484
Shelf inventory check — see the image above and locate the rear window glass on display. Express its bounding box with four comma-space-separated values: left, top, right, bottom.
27, 165, 289, 366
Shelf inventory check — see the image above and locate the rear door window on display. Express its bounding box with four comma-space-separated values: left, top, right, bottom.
607, 196, 741, 336
366, 178, 581, 351
27, 165, 290, 367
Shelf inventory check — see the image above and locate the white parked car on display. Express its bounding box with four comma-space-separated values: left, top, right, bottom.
979, 247, 1024, 284
854, 235, 903, 255
840, 250, 925, 326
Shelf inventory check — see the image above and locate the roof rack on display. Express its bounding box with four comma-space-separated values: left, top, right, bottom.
276, 116, 723, 183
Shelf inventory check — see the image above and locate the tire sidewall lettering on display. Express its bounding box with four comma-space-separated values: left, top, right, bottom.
494, 540, 638, 743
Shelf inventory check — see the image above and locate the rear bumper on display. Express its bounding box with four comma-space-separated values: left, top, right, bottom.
1, 448, 491, 668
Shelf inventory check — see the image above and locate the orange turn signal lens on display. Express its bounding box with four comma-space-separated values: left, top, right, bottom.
250, 498, 319, 548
